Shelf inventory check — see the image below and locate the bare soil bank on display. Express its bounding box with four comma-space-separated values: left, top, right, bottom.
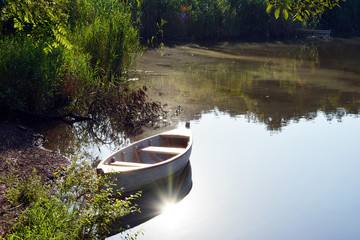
0, 122, 68, 237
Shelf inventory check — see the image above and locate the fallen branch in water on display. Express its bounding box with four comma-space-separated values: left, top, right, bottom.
15, 109, 92, 124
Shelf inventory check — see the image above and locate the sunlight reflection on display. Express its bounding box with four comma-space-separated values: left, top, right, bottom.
161, 201, 178, 216
156, 199, 186, 229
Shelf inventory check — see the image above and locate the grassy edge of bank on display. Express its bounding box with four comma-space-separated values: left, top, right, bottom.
0, 123, 66, 237
0, 123, 140, 239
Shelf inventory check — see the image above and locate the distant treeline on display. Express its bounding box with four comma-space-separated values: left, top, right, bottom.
139, 0, 360, 44
319, 0, 360, 37
140, 0, 294, 43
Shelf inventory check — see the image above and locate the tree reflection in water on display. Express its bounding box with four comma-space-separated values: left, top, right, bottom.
37, 38, 360, 162
131, 38, 360, 132
28, 38, 360, 240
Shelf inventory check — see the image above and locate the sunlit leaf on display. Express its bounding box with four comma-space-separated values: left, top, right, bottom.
266, 4, 273, 14
274, 8, 280, 19
283, 9, 289, 20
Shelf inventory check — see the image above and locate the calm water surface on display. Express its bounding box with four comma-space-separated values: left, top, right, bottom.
113, 112, 360, 240
41, 38, 360, 239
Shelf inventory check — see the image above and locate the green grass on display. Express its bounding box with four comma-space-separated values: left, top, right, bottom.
2, 159, 140, 240
0, 37, 64, 112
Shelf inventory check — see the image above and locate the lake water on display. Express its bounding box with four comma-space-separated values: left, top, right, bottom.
42, 38, 360, 239
112, 112, 360, 240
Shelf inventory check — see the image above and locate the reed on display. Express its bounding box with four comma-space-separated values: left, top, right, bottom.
0, 0, 146, 123
70, 0, 143, 82
0, 37, 63, 112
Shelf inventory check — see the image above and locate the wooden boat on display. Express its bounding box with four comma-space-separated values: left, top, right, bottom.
96, 123, 193, 193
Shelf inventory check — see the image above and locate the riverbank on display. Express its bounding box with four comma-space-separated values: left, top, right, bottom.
0, 122, 68, 237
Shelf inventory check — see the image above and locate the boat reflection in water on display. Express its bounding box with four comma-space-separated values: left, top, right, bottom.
108, 161, 193, 236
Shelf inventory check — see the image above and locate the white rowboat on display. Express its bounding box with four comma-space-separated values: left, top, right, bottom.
96, 123, 193, 193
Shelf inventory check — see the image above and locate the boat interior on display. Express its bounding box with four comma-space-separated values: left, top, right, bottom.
102, 133, 190, 169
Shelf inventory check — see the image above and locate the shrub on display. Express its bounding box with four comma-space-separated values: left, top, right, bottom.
4, 168, 48, 207
3, 159, 140, 239
70, 0, 143, 82
0, 37, 64, 112
0, 0, 145, 117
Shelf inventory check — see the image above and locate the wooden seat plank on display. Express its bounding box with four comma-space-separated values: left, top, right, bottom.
160, 134, 189, 139
107, 161, 151, 167
138, 146, 185, 155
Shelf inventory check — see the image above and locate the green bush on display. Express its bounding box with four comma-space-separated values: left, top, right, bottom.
70, 0, 143, 82
7, 199, 80, 240
0, 37, 63, 112
3, 159, 140, 239
4, 168, 48, 207
0, 0, 144, 115
0, 0, 71, 51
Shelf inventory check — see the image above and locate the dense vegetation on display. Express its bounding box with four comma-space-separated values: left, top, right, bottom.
140, 0, 295, 43
0, 0, 161, 130
140, 0, 359, 43
319, 0, 360, 36
1, 159, 141, 239
0, 0, 359, 239
0, 0, 359, 122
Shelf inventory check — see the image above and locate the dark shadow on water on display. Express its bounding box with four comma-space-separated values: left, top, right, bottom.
108, 161, 193, 236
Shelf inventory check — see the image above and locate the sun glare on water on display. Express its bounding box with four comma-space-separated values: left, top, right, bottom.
156, 200, 186, 229
161, 201, 178, 216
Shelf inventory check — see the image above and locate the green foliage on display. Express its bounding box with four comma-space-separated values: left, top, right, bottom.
7, 198, 80, 240
139, 0, 356, 41
3, 159, 140, 239
266, 0, 346, 23
139, 0, 295, 41
54, 160, 141, 239
139, 0, 181, 43
319, 0, 360, 36
0, 0, 148, 120
0, 0, 71, 52
0, 37, 64, 112
70, 0, 143, 82
0, 0, 357, 120
3, 168, 48, 206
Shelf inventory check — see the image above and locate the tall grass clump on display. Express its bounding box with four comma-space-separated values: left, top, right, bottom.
0, 37, 64, 112
0, 0, 147, 121
2, 159, 140, 239
69, 0, 143, 82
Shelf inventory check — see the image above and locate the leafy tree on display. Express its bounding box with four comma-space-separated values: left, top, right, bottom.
319, 0, 360, 35
0, 0, 71, 51
266, 0, 346, 22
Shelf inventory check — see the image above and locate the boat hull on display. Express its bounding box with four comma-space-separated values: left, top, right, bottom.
108, 162, 193, 234
97, 126, 193, 193
109, 149, 191, 192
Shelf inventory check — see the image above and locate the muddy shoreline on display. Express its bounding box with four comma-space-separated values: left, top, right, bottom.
0, 122, 68, 237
